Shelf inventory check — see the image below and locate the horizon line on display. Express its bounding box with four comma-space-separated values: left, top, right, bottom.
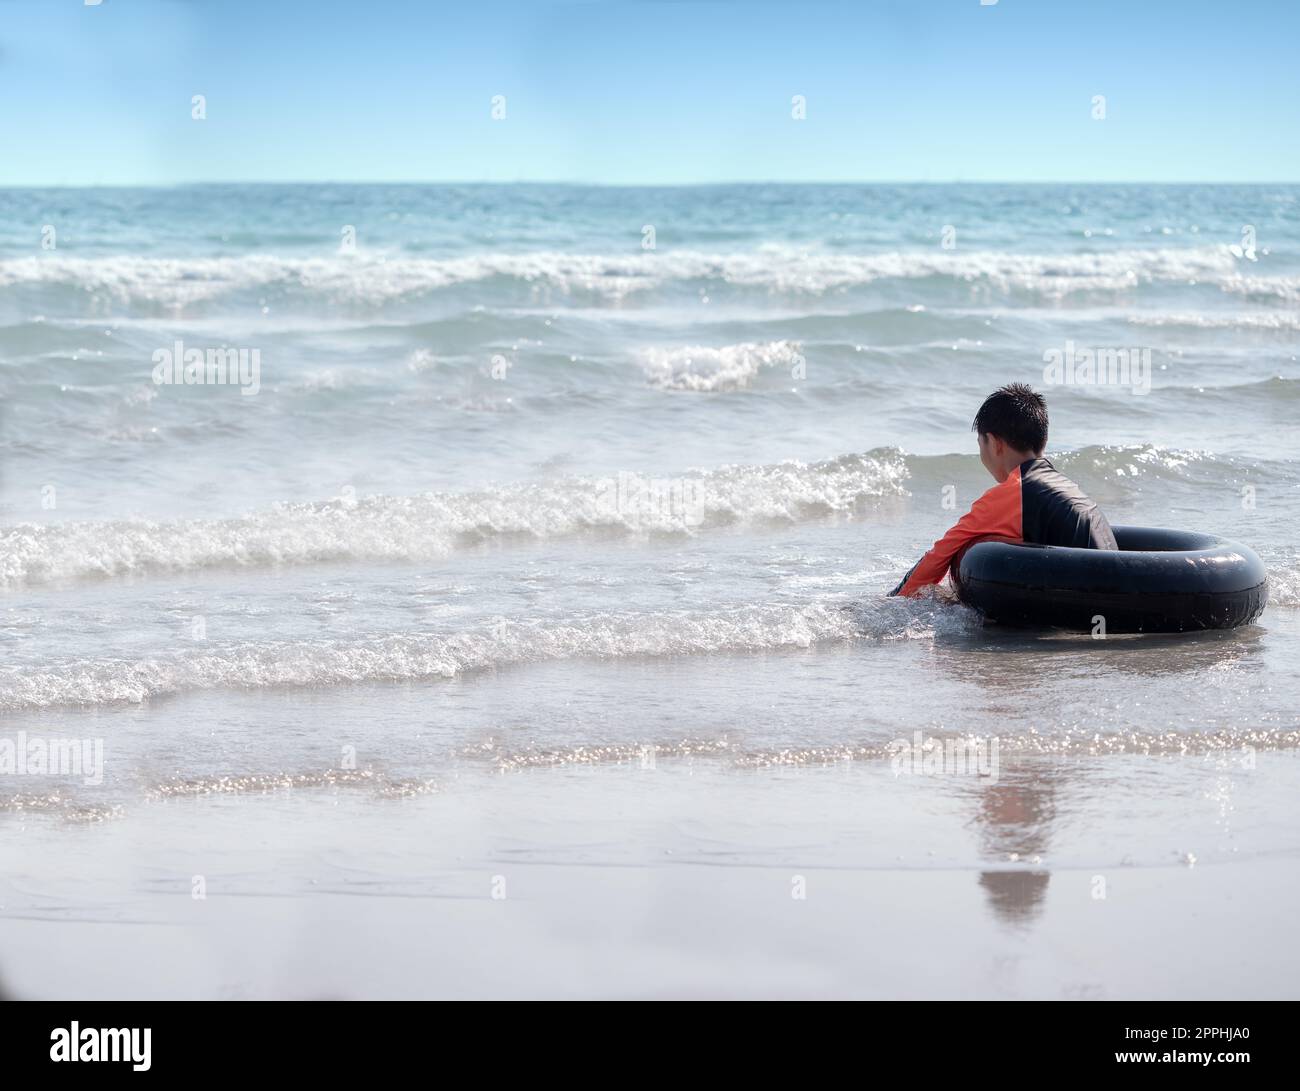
3, 179, 1298, 190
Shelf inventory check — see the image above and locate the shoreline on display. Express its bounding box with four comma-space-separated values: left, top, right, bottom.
3, 753, 1297, 1000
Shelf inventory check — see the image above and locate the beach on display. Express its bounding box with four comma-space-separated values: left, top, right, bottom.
1, 183, 1297, 998
5, 743, 1299, 1000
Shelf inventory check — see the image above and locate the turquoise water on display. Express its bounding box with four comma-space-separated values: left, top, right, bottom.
0, 182, 1297, 813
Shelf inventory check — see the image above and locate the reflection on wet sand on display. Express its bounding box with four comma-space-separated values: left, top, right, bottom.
970, 764, 1064, 927
934, 622, 1268, 924
978, 870, 1052, 925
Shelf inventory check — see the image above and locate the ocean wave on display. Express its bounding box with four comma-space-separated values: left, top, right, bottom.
1220, 274, 1300, 305
1054, 444, 1240, 482
0, 450, 908, 588
0, 601, 887, 711
0, 245, 1280, 310
904, 444, 1300, 515
906, 444, 1253, 487
1126, 311, 1300, 331
640, 339, 803, 391
904, 444, 1300, 491
1162, 375, 1300, 404
1267, 559, 1300, 607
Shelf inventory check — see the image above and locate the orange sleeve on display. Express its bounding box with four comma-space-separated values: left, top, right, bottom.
891, 468, 1023, 597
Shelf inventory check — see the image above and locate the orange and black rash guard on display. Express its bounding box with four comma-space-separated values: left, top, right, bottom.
890, 457, 1118, 597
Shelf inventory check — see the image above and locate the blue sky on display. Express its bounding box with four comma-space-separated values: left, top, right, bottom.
1, 0, 1296, 185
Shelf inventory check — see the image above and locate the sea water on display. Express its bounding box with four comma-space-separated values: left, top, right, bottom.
0, 184, 1297, 996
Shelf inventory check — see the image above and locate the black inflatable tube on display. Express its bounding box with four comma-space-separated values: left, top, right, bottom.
954, 526, 1268, 633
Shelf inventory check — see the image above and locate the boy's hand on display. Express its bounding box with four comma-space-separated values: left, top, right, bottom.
888, 560, 921, 597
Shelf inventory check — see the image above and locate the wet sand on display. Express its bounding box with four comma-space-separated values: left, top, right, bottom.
3, 753, 1297, 1000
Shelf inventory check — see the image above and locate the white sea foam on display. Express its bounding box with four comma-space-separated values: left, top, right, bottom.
0, 602, 875, 710
1126, 311, 1300, 331
1219, 274, 1300, 304
0, 246, 1272, 308
640, 339, 804, 391
460, 724, 1300, 777
1052, 444, 1225, 482
0, 451, 908, 588
1267, 560, 1300, 607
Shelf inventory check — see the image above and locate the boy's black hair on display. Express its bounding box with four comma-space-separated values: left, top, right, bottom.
972, 383, 1048, 454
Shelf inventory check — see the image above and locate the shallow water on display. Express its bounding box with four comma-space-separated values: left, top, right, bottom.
1, 184, 1297, 996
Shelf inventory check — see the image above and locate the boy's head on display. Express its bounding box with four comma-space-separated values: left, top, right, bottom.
973, 383, 1048, 481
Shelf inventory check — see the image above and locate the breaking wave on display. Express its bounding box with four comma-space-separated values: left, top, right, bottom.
0, 450, 908, 589
0, 245, 1283, 313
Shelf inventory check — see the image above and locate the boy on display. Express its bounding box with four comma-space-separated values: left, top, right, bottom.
890, 383, 1116, 597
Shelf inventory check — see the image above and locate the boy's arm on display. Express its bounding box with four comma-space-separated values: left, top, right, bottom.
889, 470, 1022, 597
